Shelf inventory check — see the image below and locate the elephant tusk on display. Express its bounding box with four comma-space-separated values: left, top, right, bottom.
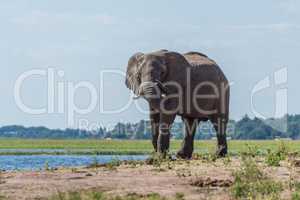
155, 79, 168, 94
133, 94, 141, 100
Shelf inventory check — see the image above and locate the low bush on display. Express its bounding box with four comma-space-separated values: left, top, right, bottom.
292, 192, 300, 200
265, 141, 288, 166
231, 156, 283, 199
240, 144, 261, 157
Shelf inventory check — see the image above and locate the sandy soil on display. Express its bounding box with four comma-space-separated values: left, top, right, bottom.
0, 158, 299, 200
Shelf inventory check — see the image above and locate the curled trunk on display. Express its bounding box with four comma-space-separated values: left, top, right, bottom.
139, 81, 163, 111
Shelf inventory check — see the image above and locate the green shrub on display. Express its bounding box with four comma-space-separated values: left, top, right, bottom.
89, 191, 104, 200
241, 144, 260, 157
265, 142, 288, 166
106, 158, 121, 170
265, 149, 283, 167
198, 152, 217, 163
51, 191, 83, 200
175, 193, 184, 200
292, 193, 300, 200
294, 182, 300, 191
231, 157, 283, 199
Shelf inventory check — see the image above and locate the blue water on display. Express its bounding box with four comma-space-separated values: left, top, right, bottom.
0, 155, 148, 171
0, 149, 96, 153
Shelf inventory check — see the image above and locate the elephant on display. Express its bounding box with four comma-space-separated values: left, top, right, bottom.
125, 50, 230, 158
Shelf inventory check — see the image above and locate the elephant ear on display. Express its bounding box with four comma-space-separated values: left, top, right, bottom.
125, 52, 145, 94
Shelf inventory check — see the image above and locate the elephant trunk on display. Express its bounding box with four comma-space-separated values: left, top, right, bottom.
140, 81, 164, 111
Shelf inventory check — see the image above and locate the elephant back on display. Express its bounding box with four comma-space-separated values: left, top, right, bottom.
183, 52, 216, 67
184, 51, 228, 85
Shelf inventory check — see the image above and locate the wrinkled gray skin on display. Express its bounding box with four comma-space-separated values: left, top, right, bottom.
125, 50, 230, 158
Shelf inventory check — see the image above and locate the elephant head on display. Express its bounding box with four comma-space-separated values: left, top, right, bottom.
125, 52, 168, 111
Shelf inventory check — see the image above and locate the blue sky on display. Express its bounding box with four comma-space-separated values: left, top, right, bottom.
0, 0, 300, 129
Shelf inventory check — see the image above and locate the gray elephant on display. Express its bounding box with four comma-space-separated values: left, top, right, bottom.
125, 50, 230, 158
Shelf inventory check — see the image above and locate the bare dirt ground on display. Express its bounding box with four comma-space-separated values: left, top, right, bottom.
0, 157, 299, 200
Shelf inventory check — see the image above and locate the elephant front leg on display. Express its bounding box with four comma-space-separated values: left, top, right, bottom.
157, 113, 176, 157
150, 108, 160, 152
212, 117, 228, 157
177, 118, 199, 159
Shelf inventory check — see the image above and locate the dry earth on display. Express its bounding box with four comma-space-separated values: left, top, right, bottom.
0, 157, 299, 200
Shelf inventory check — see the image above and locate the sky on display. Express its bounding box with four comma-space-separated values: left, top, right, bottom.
0, 0, 300, 129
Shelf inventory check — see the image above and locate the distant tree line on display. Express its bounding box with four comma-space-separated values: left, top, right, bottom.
0, 114, 299, 140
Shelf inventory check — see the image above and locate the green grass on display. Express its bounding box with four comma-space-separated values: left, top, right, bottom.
50, 191, 170, 200
0, 139, 300, 155
231, 156, 283, 199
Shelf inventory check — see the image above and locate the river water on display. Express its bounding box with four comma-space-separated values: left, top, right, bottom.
0, 155, 148, 171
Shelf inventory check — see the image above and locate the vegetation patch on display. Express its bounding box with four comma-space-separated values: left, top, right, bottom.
265, 141, 288, 166
195, 152, 218, 163
265, 149, 284, 167
145, 153, 175, 172
50, 191, 179, 200
240, 143, 261, 157
87, 158, 122, 170
231, 156, 283, 199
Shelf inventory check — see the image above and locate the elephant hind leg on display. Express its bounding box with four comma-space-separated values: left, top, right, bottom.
211, 116, 228, 157
177, 118, 199, 159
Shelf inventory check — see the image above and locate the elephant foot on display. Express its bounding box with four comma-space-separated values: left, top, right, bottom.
176, 149, 192, 160
216, 145, 227, 157
158, 151, 168, 159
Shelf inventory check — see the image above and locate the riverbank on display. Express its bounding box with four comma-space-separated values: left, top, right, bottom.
0, 153, 299, 200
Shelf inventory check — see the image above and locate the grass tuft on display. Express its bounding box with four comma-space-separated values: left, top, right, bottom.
231, 156, 283, 199
265, 141, 288, 166
50, 191, 170, 200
